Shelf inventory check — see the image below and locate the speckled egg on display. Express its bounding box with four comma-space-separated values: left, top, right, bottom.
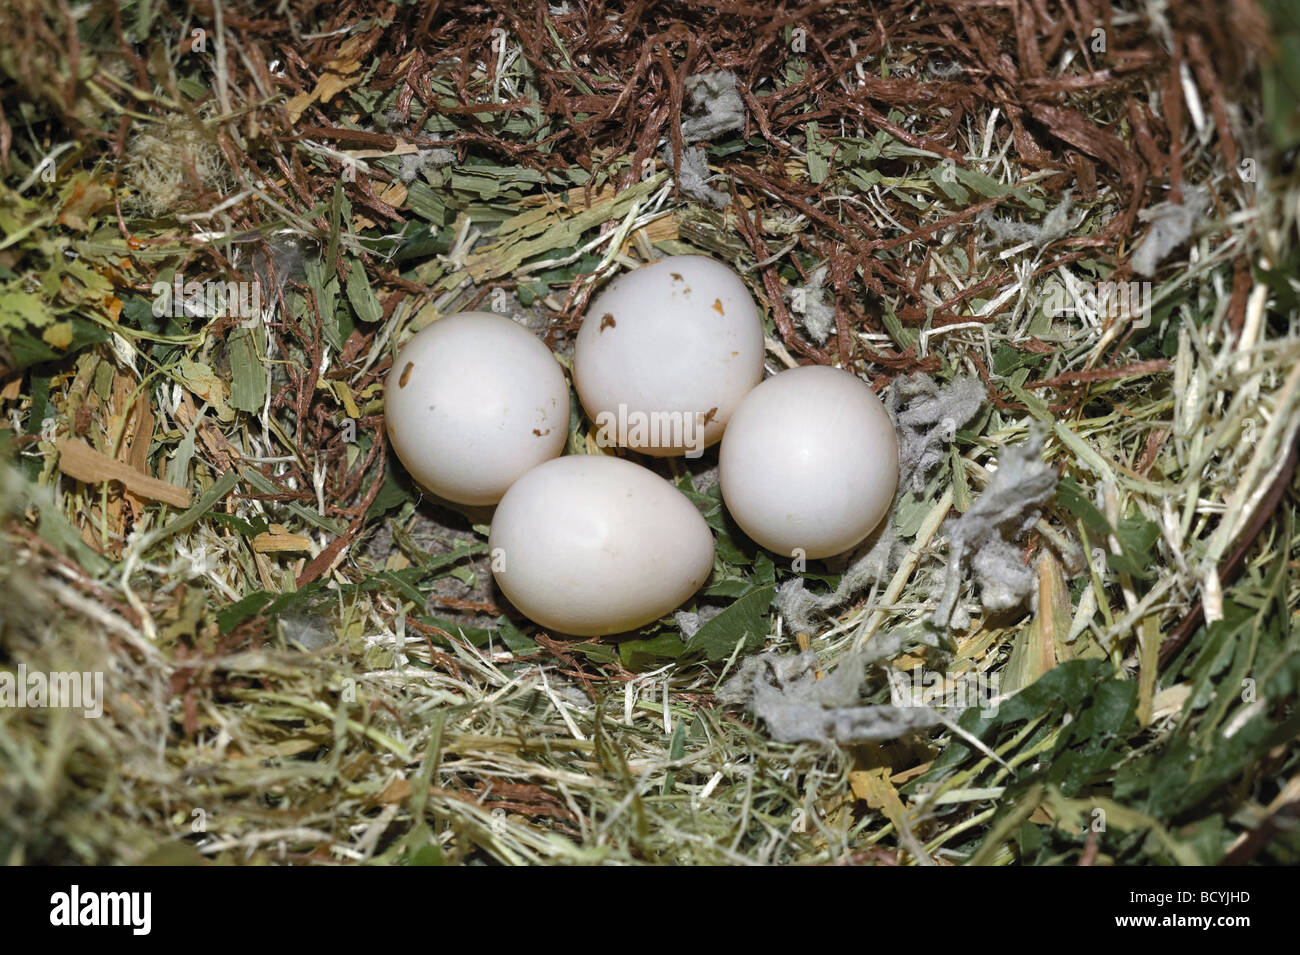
384, 311, 569, 505
574, 256, 764, 457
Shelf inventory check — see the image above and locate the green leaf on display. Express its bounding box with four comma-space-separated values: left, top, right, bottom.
326, 181, 345, 275
844, 167, 883, 191
5, 317, 108, 370
1261, 3, 1300, 152
702, 576, 754, 597
208, 512, 271, 537
139, 469, 242, 554
304, 258, 348, 352
1055, 475, 1111, 538
1107, 516, 1160, 579
1048, 679, 1137, 795
1057, 481, 1159, 581
227, 325, 267, 414
880, 304, 918, 351
217, 590, 276, 632
365, 468, 411, 520
404, 836, 446, 866
992, 343, 1044, 376
0, 289, 54, 329
805, 122, 829, 184
706, 138, 748, 158
497, 620, 538, 654
953, 166, 1011, 198
678, 482, 756, 566
618, 631, 686, 670
405, 179, 447, 224
571, 641, 618, 664
914, 658, 1116, 782
929, 163, 968, 203
26, 373, 50, 437
516, 280, 548, 306
662, 719, 687, 795
240, 467, 345, 536
686, 584, 776, 662
23, 477, 112, 577
345, 260, 383, 325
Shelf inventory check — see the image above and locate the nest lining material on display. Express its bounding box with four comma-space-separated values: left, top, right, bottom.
0, 0, 1296, 866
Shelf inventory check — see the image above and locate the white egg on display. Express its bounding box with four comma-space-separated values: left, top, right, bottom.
489, 455, 715, 635
384, 311, 568, 505
719, 365, 898, 560
574, 255, 764, 458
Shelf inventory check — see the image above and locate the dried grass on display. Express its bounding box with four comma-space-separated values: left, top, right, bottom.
0, 0, 1296, 865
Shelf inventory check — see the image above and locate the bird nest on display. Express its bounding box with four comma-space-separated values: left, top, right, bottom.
0, 0, 1297, 865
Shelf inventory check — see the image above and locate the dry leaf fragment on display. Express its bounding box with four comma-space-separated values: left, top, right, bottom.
57, 437, 191, 507
252, 525, 314, 553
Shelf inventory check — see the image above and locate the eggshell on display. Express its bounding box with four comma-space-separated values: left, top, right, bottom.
384, 311, 568, 505
574, 255, 764, 457
489, 455, 715, 635
718, 365, 898, 560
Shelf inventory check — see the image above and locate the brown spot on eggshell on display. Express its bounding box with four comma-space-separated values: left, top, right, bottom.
533, 428, 551, 437
599, 313, 616, 332
399, 362, 414, 388
670, 272, 683, 281
712, 299, 725, 315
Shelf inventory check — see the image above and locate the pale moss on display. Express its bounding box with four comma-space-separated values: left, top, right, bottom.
122, 108, 233, 217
